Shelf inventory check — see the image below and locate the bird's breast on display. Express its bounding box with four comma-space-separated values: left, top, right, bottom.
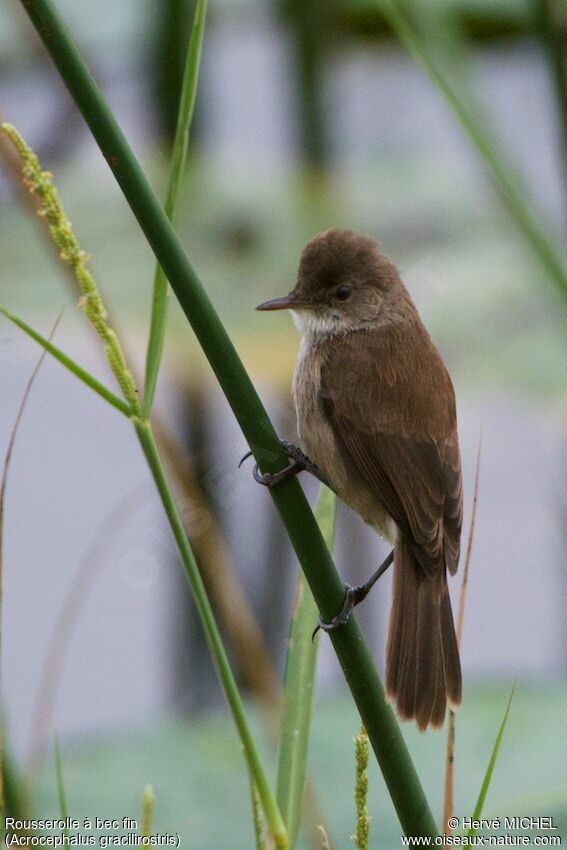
292, 335, 395, 541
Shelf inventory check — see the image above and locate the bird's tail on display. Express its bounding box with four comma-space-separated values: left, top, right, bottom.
385, 537, 461, 731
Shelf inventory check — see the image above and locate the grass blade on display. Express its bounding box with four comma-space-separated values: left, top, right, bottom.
143, 0, 208, 416
276, 486, 337, 847
379, 1, 567, 303
0, 305, 132, 417
468, 686, 516, 837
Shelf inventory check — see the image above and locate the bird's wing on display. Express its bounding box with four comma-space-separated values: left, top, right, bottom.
320, 325, 462, 577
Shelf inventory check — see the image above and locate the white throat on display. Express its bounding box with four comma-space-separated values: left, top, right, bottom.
290, 308, 377, 341
291, 309, 347, 339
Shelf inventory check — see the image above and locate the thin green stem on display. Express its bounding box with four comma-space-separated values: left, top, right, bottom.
16, 0, 438, 837
0, 305, 132, 417
380, 0, 567, 302
143, 0, 208, 416
133, 420, 288, 849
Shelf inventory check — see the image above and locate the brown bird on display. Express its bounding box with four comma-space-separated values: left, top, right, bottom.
255, 228, 462, 730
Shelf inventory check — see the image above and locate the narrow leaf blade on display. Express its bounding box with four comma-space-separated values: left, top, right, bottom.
276, 486, 337, 847
468, 686, 516, 837
142, 0, 208, 416
0, 305, 131, 417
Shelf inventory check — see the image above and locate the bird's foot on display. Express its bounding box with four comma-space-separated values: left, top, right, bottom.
313, 583, 367, 638
239, 440, 328, 488
312, 549, 395, 639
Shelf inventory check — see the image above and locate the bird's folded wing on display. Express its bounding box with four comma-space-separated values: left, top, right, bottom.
320, 327, 462, 577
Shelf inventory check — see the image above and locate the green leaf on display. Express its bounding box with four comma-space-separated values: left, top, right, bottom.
468, 685, 516, 837
0, 305, 132, 417
276, 486, 337, 848
142, 0, 208, 417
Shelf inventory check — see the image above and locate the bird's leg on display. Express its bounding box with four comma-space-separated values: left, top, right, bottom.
314, 549, 394, 636
239, 440, 331, 488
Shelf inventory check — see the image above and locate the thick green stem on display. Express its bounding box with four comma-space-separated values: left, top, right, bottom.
134, 420, 287, 849
16, 0, 438, 837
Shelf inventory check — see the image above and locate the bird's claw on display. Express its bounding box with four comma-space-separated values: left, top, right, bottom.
252, 458, 302, 487
312, 584, 360, 639
239, 441, 326, 488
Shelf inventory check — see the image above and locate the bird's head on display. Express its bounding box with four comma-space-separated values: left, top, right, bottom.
256, 229, 407, 336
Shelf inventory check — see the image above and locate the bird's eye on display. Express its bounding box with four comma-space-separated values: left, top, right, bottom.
335, 285, 352, 301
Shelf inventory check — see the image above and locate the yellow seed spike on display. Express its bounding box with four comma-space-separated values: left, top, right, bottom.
1, 122, 140, 416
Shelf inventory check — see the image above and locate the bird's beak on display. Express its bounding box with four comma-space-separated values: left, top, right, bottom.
256, 292, 304, 311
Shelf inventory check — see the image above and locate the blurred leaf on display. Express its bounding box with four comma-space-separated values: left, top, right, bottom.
276, 486, 337, 848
